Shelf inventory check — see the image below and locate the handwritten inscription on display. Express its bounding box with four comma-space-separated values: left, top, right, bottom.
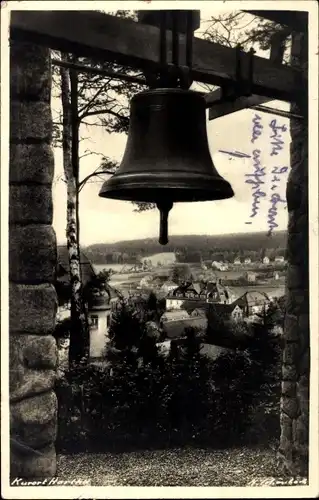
245, 149, 266, 219
251, 114, 263, 144
245, 114, 266, 224
218, 113, 288, 234
218, 149, 251, 159
267, 119, 288, 234
269, 119, 287, 156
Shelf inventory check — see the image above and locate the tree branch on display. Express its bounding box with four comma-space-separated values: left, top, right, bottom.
78, 169, 115, 192
78, 80, 112, 117
80, 108, 128, 122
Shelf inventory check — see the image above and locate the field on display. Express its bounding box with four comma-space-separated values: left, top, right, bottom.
147, 252, 176, 266
94, 261, 285, 301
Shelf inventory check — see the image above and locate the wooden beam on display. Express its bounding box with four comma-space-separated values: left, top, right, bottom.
243, 10, 308, 32
137, 10, 201, 33
206, 26, 289, 118
10, 11, 303, 101
208, 94, 278, 120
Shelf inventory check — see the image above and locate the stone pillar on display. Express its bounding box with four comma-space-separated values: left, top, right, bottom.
9, 40, 58, 478
279, 30, 309, 476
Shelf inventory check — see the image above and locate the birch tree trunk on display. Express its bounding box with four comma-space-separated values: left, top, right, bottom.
60, 54, 90, 366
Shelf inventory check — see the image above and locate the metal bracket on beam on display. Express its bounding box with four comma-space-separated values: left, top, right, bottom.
219, 45, 255, 102
138, 10, 198, 90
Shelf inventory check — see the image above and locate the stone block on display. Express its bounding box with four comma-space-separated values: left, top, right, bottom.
11, 391, 57, 448
279, 434, 293, 461
10, 443, 56, 479
283, 342, 299, 364
280, 411, 292, 440
286, 264, 307, 289
299, 349, 310, 376
9, 144, 54, 185
24, 336, 57, 369
293, 415, 308, 446
282, 381, 296, 398
286, 289, 309, 316
286, 231, 307, 264
9, 337, 57, 404
284, 313, 299, 341
9, 225, 56, 283
287, 210, 308, 239
10, 367, 56, 404
10, 284, 57, 334
10, 185, 53, 225
281, 395, 299, 419
286, 181, 301, 213
10, 102, 52, 143
297, 383, 309, 415
298, 313, 309, 332
10, 41, 51, 102
282, 363, 298, 381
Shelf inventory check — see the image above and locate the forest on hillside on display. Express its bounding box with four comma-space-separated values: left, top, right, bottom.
83, 231, 287, 265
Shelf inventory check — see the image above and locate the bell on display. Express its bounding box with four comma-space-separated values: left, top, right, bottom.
99, 88, 234, 245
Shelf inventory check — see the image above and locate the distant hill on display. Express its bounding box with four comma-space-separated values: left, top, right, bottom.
84, 231, 287, 264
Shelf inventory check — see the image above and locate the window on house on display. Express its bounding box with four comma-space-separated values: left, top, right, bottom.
90, 315, 99, 329
106, 314, 111, 327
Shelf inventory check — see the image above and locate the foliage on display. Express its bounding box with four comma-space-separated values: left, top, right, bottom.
83, 231, 287, 265
56, 295, 282, 452
170, 263, 193, 285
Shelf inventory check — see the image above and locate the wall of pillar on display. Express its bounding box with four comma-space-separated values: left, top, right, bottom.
9, 40, 58, 478
279, 30, 309, 476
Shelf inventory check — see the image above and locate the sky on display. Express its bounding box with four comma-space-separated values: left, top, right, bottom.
52, 9, 291, 245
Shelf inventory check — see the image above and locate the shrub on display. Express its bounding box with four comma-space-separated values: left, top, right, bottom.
56, 301, 282, 452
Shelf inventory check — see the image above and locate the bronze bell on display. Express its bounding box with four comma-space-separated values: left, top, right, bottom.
99, 88, 234, 245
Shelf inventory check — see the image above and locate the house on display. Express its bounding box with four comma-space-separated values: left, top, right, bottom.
160, 310, 190, 323
139, 275, 153, 288
212, 261, 228, 271
274, 271, 280, 280
161, 280, 179, 294
212, 303, 244, 322
245, 271, 256, 282
166, 282, 200, 310
244, 258, 251, 264
206, 280, 231, 304
263, 256, 270, 264
166, 280, 232, 310
191, 308, 207, 318
55, 245, 121, 360
234, 257, 241, 265
233, 290, 270, 317
88, 293, 112, 359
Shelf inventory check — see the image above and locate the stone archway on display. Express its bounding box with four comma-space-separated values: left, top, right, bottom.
8, 28, 310, 478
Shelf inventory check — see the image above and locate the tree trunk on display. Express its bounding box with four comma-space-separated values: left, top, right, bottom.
279, 29, 309, 476
60, 54, 90, 367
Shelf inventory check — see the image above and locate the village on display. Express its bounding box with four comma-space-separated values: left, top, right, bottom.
55, 245, 285, 365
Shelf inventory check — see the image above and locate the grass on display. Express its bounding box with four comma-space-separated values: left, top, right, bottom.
56, 446, 306, 487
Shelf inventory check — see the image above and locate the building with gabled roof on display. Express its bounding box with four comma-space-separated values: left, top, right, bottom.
55, 245, 121, 361
233, 290, 270, 317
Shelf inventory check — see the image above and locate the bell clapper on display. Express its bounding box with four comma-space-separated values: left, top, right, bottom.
156, 201, 173, 246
